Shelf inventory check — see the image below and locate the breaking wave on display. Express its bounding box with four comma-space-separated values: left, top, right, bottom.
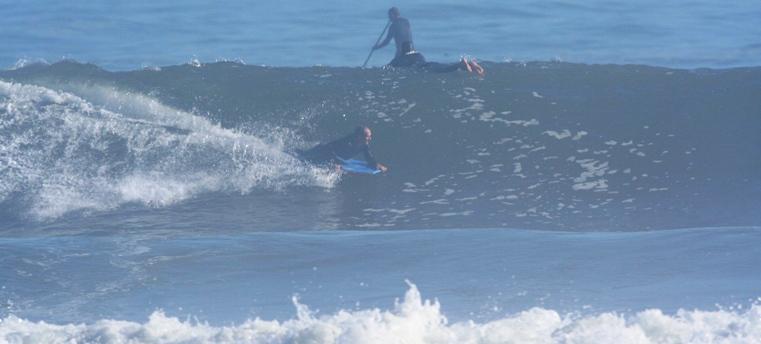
0, 80, 337, 220
2, 283, 759, 344
1, 61, 759, 230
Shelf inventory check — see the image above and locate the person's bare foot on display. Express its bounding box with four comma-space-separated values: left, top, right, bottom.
468, 58, 485, 76
460, 57, 472, 73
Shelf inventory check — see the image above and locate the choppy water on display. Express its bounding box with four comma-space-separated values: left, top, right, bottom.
2, 1, 761, 342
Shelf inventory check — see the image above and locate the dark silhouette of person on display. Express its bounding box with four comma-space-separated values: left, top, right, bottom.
373, 7, 484, 75
301, 126, 388, 172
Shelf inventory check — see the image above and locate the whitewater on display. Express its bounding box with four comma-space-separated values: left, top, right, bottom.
3, 286, 761, 344
3, 227, 761, 343
2, 1, 761, 342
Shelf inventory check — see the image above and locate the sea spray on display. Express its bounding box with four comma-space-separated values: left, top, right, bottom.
0, 80, 337, 220
2, 283, 759, 343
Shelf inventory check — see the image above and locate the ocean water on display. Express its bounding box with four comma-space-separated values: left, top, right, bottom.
2, 1, 761, 343
2, 0, 761, 69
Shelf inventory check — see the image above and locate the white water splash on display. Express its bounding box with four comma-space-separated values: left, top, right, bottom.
1, 283, 759, 344
0, 81, 338, 220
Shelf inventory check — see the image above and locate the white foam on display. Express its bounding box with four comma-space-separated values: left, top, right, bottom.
573, 159, 610, 191
572, 131, 588, 140
0, 81, 337, 220
543, 130, 572, 139
2, 283, 759, 344
544, 130, 587, 140
478, 111, 539, 127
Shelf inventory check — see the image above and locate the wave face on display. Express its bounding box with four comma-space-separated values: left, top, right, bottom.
1, 61, 760, 231
2, 283, 760, 344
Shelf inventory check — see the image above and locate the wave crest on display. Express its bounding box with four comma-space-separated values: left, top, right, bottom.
0, 81, 337, 220
2, 283, 759, 343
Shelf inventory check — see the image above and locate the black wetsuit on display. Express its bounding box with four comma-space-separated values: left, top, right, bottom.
301, 134, 378, 167
378, 17, 465, 73
391, 50, 464, 73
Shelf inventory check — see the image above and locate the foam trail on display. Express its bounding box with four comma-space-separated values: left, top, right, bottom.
0, 81, 337, 220
1, 283, 759, 343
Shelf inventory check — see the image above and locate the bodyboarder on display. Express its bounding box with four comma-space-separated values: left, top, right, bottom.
300, 126, 388, 173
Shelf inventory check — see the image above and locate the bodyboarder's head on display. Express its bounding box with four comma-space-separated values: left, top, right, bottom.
388, 7, 400, 20
354, 126, 372, 145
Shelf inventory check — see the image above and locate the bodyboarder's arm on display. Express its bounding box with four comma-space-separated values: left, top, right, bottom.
361, 145, 378, 167
361, 145, 387, 172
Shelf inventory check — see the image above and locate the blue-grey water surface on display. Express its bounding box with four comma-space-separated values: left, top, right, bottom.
1, 1, 761, 343
2, 0, 761, 69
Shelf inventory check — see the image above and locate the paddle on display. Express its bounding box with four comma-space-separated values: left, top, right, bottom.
361, 21, 391, 68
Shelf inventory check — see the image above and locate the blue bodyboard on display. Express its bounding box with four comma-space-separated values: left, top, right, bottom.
338, 158, 382, 175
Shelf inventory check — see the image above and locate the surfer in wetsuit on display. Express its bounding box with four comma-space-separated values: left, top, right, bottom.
372, 7, 484, 75
301, 126, 388, 172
